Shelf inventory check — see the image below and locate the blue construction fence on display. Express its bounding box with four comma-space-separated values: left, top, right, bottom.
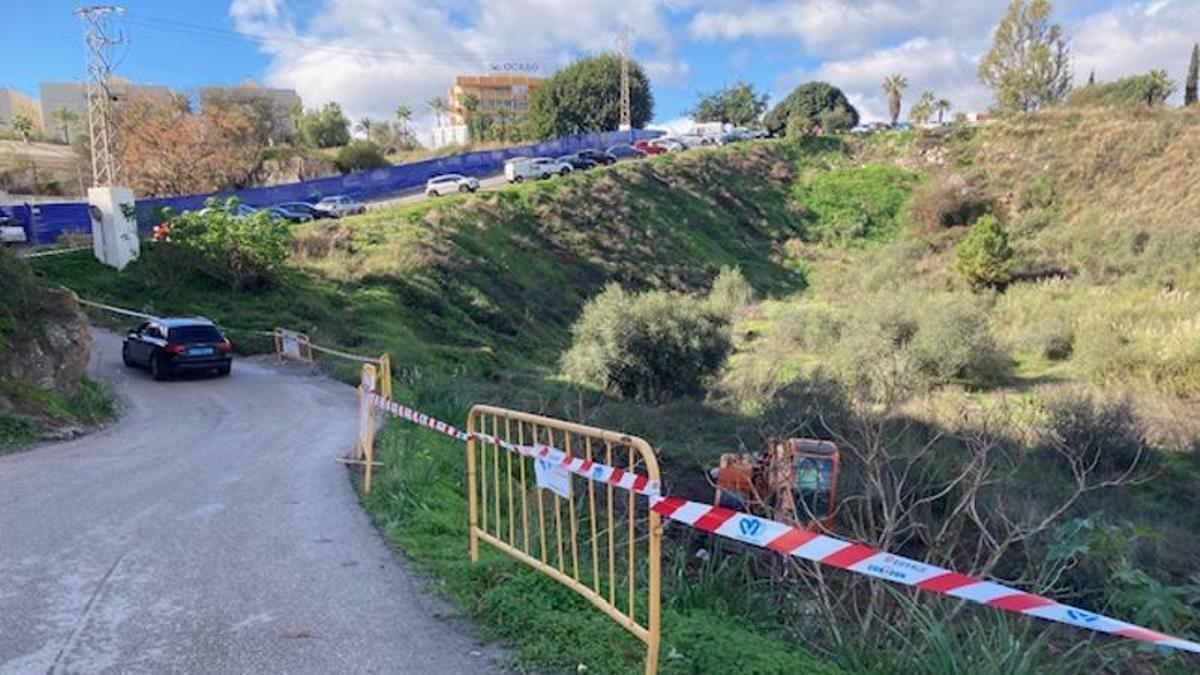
2, 129, 660, 245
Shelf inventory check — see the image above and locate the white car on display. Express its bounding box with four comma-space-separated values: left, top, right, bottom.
504, 157, 572, 183
425, 174, 479, 197
313, 195, 366, 218
0, 215, 25, 245
650, 138, 686, 153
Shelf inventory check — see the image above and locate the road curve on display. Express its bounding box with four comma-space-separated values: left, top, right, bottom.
0, 331, 505, 674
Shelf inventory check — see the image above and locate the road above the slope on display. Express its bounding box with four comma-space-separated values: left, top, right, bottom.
0, 330, 505, 674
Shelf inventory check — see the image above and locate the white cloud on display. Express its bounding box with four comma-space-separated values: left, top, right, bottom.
687, 1, 1006, 58
777, 37, 990, 122
1071, 0, 1200, 102
229, 0, 687, 140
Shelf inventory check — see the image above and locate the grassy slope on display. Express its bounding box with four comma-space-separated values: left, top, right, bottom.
32, 112, 1200, 669
34, 143, 840, 673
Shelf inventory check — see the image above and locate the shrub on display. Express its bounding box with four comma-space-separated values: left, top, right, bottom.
561, 284, 731, 403
905, 172, 991, 229
794, 164, 920, 245
160, 198, 292, 290
334, 140, 390, 173
910, 295, 1010, 384
954, 215, 1013, 288
706, 266, 755, 320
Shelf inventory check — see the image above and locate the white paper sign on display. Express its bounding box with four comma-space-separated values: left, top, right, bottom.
279, 329, 304, 360
534, 459, 572, 498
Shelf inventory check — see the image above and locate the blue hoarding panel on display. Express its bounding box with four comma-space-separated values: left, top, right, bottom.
4, 128, 661, 238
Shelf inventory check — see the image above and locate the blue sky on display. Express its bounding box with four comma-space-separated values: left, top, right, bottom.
2, 1, 1196, 137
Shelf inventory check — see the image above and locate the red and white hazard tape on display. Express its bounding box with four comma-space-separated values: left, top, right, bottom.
369, 394, 661, 496
367, 392, 1200, 655
648, 496, 1200, 654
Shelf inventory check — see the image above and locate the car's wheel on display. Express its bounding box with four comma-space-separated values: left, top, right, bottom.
150, 354, 169, 381
458, 184, 469, 193
122, 344, 136, 368
513, 176, 523, 183
426, 190, 437, 198
217, 363, 232, 377
540, 173, 550, 180
559, 168, 570, 176
469, 185, 478, 192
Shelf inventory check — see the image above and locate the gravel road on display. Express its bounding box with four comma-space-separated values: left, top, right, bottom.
0, 330, 505, 674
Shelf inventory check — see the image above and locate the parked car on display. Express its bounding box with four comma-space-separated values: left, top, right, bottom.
276, 201, 330, 219
631, 140, 667, 156
677, 133, 715, 148
122, 317, 233, 380
606, 144, 646, 160
556, 154, 598, 171
198, 202, 259, 218
0, 213, 25, 245
426, 173, 480, 196
576, 148, 617, 165
504, 157, 572, 183
314, 195, 366, 218
268, 205, 314, 223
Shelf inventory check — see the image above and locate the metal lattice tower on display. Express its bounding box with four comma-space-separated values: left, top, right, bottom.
75, 5, 126, 187
618, 24, 633, 131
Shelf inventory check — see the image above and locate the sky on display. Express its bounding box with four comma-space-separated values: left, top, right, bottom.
2, 0, 1197, 140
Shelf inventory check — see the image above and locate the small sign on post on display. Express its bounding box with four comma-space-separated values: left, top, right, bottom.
274, 328, 313, 363
534, 457, 572, 498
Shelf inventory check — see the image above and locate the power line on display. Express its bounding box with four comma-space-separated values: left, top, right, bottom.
120, 12, 572, 66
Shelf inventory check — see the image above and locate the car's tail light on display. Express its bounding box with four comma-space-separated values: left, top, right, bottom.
164, 344, 186, 356
218, 340, 233, 353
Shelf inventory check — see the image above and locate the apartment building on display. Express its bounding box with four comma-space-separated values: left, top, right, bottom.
198, 80, 302, 137
447, 73, 543, 125
39, 79, 175, 141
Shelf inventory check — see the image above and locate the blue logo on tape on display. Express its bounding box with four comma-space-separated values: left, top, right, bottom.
738, 517, 762, 538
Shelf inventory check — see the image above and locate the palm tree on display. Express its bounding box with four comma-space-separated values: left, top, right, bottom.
51, 106, 78, 144
459, 93, 479, 143
882, 74, 908, 126
1146, 69, 1176, 106
355, 117, 373, 139
934, 98, 952, 124
394, 105, 412, 134
426, 96, 447, 127
11, 115, 33, 143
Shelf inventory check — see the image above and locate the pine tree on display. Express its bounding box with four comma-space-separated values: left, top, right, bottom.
1186, 44, 1199, 106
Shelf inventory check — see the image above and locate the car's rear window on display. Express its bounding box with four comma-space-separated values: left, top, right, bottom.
168, 325, 223, 344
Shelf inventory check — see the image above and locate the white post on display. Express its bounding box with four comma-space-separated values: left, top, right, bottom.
87, 186, 140, 270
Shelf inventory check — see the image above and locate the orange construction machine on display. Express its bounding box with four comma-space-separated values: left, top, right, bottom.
709, 438, 841, 531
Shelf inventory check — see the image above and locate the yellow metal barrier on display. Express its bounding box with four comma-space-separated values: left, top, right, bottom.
352, 364, 378, 493
467, 405, 662, 674
273, 328, 314, 363
377, 353, 392, 400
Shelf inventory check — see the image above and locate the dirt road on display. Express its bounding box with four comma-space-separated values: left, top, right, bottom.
0, 331, 504, 674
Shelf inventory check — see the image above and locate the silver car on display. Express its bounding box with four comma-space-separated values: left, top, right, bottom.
314, 195, 367, 218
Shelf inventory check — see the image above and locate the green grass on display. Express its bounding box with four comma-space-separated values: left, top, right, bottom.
364, 382, 840, 674
0, 377, 115, 453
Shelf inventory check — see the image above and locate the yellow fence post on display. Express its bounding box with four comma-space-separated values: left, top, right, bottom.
466, 405, 661, 674
359, 364, 377, 494
378, 353, 392, 400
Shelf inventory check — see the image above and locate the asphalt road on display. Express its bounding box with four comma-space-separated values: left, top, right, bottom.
0, 331, 505, 674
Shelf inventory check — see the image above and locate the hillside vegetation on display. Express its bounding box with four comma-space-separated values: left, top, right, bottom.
0, 250, 112, 451
34, 110, 1200, 673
